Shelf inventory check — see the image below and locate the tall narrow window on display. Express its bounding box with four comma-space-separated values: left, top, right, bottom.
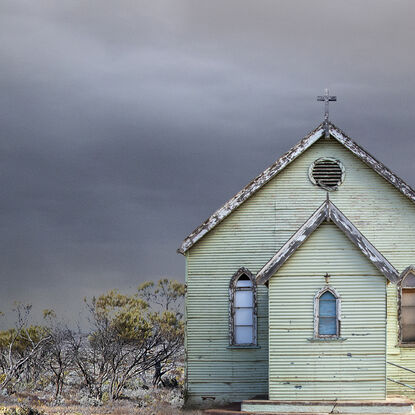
314, 286, 341, 338
229, 268, 257, 346
400, 270, 415, 344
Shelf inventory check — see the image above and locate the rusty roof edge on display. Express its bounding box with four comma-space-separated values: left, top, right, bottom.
256, 200, 399, 285
329, 123, 415, 203
177, 123, 326, 255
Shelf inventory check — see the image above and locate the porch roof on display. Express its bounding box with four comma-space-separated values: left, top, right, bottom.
256, 198, 399, 285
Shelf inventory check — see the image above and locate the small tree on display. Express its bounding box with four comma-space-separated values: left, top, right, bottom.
72, 279, 185, 400
137, 279, 185, 386
0, 303, 50, 391
67, 328, 101, 398
137, 278, 186, 314
43, 310, 74, 399
67, 292, 151, 400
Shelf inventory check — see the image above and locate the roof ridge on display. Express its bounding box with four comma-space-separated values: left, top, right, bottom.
178, 122, 415, 254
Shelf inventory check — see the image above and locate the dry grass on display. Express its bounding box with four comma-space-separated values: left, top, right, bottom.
0, 375, 206, 415
0, 403, 204, 415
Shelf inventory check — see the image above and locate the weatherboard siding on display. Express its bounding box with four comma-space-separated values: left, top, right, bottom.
269, 223, 386, 400
185, 137, 415, 405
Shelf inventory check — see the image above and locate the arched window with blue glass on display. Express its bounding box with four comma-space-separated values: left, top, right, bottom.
314, 286, 341, 338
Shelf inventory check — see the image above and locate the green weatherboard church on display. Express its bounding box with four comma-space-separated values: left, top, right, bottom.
178, 94, 415, 412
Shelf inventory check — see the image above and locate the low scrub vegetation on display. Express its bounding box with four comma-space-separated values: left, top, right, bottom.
0, 279, 190, 413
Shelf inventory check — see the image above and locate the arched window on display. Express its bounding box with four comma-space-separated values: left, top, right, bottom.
229, 268, 257, 346
399, 268, 415, 344
314, 286, 341, 338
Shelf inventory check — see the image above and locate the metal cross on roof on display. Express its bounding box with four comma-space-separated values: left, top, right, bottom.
317, 88, 337, 138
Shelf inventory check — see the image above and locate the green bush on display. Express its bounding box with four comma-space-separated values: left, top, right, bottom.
0, 406, 45, 415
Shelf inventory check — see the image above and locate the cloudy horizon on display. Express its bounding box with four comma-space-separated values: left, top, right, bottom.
1, 0, 415, 326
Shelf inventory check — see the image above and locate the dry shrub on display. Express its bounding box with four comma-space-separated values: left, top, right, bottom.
0, 405, 203, 415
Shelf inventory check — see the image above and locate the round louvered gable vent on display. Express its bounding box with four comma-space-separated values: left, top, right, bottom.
309, 158, 344, 190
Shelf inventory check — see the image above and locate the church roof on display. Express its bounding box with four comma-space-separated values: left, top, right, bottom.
255, 198, 399, 284
178, 122, 415, 255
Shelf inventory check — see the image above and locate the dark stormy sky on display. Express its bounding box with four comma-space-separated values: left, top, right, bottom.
1, 0, 415, 326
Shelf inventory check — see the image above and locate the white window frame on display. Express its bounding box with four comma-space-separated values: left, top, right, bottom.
229, 267, 257, 347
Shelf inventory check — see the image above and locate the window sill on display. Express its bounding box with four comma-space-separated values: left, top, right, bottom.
399, 343, 415, 348
307, 337, 347, 342
227, 345, 261, 349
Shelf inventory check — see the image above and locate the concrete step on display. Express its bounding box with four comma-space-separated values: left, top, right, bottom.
207, 413, 414, 415
240, 399, 414, 414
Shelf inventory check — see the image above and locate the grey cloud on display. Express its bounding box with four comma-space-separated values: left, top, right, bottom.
0, 0, 415, 325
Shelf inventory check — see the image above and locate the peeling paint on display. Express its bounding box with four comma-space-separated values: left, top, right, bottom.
256, 200, 399, 285
313, 285, 341, 339
177, 124, 325, 254
228, 267, 257, 347
184, 124, 415, 405
268, 224, 387, 400
329, 124, 415, 203
397, 268, 415, 345
178, 122, 415, 255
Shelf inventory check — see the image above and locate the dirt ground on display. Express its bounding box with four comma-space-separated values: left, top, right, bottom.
0, 403, 204, 415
